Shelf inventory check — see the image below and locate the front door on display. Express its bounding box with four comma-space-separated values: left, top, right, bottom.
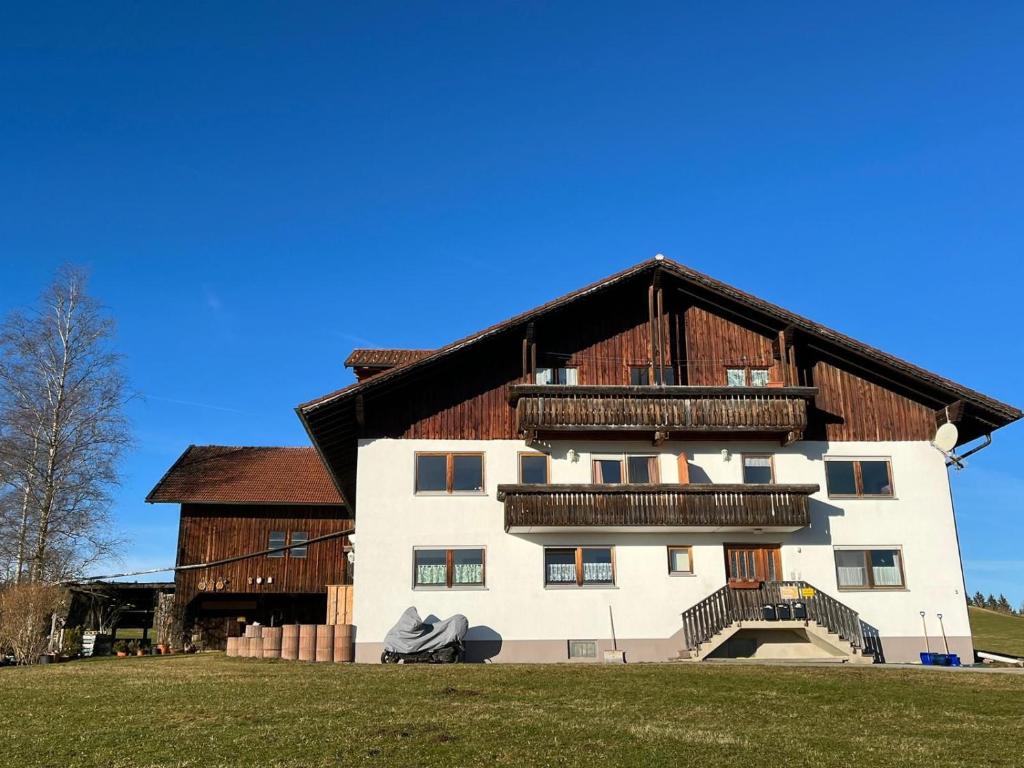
724, 544, 781, 587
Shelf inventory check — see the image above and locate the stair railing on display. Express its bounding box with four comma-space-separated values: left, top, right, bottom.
681, 580, 865, 652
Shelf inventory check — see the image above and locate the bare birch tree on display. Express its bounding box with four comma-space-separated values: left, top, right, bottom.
0, 266, 130, 582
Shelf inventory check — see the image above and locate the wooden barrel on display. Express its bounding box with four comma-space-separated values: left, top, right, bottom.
237, 637, 251, 657
250, 637, 264, 658
333, 624, 354, 663
315, 624, 334, 663
225, 637, 239, 657
298, 624, 317, 662
261, 626, 283, 659
281, 625, 300, 661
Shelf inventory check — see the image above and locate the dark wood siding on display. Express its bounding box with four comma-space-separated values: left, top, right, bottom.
175, 504, 352, 607
684, 306, 786, 386
812, 361, 936, 441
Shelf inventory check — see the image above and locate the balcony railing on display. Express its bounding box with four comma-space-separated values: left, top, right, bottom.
497, 483, 818, 532
509, 384, 816, 443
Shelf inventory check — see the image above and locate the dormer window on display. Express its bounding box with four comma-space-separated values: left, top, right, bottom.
536, 367, 578, 385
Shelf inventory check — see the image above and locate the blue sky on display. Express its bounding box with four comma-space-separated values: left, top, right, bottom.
1, 3, 1022, 603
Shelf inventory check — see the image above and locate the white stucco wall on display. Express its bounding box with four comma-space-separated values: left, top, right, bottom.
352, 437, 970, 661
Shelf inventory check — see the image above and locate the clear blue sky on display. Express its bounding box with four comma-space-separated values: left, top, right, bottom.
1, 3, 1021, 603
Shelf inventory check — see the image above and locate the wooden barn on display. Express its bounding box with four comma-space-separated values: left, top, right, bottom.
146, 445, 353, 649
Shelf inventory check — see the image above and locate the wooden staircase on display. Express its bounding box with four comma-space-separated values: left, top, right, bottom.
678, 581, 874, 663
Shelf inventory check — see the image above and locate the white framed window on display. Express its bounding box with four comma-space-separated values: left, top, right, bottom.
742, 455, 774, 484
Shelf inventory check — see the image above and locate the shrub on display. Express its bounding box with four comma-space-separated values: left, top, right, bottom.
0, 583, 64, 665
61, 626, 83, 657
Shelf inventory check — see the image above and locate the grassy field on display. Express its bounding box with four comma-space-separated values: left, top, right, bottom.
970, 606, 1024, 657
3, 655, 1023, 767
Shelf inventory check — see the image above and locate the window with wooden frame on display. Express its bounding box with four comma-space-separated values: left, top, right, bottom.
267, 531, 287, 559
629, 365, 676, 386
725, 367, 771, 387
742, 454, 774, 485
414, 452, 485, 494
667, 545, 693, 575
592, 455, 659, 484
834, 548, 905, 590
518, 452, 549, 485
536, 366, 578, 385
544, 546, 615, 586
824, 458, 894, 498
413, 547, 485, 588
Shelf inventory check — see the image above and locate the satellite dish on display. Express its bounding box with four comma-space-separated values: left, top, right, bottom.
933, 422, 959, 453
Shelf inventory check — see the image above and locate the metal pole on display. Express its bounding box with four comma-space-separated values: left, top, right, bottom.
937, 613, 950, 655
920, 611, 931, 654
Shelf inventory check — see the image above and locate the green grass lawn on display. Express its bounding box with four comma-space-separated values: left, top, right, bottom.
3, 655, 1023, 767
970, 606, 1024, 658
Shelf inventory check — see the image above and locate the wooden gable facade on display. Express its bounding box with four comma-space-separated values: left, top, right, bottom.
301, 258, 1020, 510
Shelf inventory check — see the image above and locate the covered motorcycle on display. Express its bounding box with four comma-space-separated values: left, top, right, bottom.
381, 607, 468, 664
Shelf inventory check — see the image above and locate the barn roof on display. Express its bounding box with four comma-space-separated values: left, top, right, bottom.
146, 445, 344, 506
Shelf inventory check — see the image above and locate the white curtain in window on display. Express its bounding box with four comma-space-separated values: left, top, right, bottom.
453, 563, 483, 584
727, 369, 746, 387
416, 564, 447, 585
582, 562, 613, 582
535, 367, 552, 385
547, 563, 576, 582
835, 551, 867, 587
564, 368, 578, 385
872, 552, 902, 586
750, 369, 770, 387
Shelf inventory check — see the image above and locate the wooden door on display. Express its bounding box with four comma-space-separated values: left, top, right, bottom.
724, 544, 781, 587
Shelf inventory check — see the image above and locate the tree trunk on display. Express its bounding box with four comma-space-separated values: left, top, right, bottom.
14, 433, 40, 584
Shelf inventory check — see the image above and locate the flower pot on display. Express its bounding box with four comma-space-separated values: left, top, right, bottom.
156, 644, 168, 655
116, 652, 128, 658
136, 650, 145, 657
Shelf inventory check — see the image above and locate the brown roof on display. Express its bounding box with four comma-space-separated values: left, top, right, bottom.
146, 446, 344, 505
302, 257, 1021, 423
344, 348, 433, 369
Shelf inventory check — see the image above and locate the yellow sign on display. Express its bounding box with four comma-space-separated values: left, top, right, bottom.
800, 587, 816, 598
779, 586, 799, 601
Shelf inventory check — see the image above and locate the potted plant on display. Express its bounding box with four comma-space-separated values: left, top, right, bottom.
113, 640, 129, 657
132, 640, 145, 657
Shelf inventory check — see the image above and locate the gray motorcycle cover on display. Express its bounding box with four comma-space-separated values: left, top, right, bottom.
383, 607, 469, 654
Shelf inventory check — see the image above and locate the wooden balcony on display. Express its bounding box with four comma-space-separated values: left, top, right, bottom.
497, 483, 818, 533
509, 385, 816, 444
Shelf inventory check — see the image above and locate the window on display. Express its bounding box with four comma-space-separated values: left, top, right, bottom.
414, 548, 485, 588
290, 531, 308, 559
536, 367, 578, 385
568, 640, 598, 659
742, 455, 774, 484
593, 458, 624, 484
415, 453, 484, 494
629, 366, 649, 385
544, 546, 614, 586
594, 455, 659, 484
834, 548, 904, 589
519, 453, 549, 484
267, 531, 286, 558
726, 367, 770, 387
627, 455, 659, 484
825, 459, 893, 498
667, 546, 693, 575
630, 366, 675, 385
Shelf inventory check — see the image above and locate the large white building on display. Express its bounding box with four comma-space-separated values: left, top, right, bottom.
286, 257, 1019, 663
